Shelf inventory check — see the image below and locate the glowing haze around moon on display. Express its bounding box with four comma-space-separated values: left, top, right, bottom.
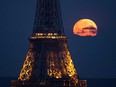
73, 19, 98, 36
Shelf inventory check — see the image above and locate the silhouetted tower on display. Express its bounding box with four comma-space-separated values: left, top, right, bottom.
11, 0, 82, 87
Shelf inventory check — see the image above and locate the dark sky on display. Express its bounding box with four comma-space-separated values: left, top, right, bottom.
0, 0, 116, 78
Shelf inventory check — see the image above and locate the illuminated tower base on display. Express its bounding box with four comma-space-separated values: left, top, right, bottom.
11, 35, 78, 87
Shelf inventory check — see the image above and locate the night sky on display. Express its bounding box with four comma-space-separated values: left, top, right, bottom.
0, 0, 116, 78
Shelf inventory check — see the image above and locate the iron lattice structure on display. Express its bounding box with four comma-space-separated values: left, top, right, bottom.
11, 0, 87, 87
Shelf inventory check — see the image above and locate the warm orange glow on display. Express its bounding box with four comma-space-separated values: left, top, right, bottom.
48, 51, 62, 79
18, 38, 78, 83
31, 33, 67, 39
18, 44, 34, 81
73, 19, 98, 36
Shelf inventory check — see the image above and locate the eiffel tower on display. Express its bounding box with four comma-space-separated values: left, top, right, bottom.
11, 0, 87, 87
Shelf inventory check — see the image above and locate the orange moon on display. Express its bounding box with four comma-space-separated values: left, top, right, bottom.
73, 19, 98, 36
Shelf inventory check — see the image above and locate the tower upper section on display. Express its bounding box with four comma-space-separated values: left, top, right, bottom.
33, 0, 64, 36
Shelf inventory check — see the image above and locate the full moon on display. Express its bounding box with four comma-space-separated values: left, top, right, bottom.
73, 19, 98, 36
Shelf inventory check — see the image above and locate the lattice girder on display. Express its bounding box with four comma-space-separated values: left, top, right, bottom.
33, 0, 64, 35
18, 37, 78, 85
